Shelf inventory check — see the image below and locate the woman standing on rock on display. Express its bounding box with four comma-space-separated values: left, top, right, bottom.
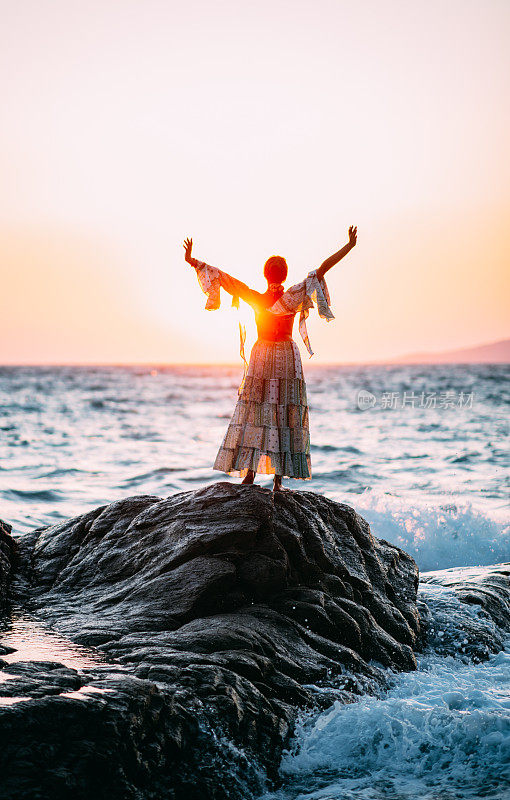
183, 227, 357, 491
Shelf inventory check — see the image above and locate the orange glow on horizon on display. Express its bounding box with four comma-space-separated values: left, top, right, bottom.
0, 1, 509, 365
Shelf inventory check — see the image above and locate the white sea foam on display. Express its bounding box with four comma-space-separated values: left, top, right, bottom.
264, 655, 510, 798
354, 490, 510, 572
259, 577, 510, 800
266, 648, 510, 799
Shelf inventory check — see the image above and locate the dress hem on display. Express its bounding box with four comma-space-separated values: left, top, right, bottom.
213, 465, 312, 481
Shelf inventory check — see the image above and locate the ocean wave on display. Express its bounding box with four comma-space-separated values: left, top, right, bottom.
261, 573, 510, 800
264, 643, 510, 800
355, 492, 510, 572
447, 451, 480, 464
0, 403, 41, 413
121, 467, 181, 486
311, 444, 362, 454
38, 468, 97, 479
315, 468, 369, 484
2, 488, 63, 502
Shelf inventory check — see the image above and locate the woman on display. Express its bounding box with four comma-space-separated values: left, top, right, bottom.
183, 226, 357, 491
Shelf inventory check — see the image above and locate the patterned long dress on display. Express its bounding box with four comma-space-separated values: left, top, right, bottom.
191, 258, 334, 480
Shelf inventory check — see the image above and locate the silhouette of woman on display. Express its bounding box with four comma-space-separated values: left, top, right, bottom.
184, 226, 357, 491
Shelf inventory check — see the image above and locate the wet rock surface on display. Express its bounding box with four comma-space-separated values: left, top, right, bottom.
0, 482, 429, 798
0, 520, 16, 607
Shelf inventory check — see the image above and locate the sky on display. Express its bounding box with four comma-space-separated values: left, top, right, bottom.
1, 0, 509, 364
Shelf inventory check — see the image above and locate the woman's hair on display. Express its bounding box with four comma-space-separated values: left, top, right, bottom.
263, 255, 288, 285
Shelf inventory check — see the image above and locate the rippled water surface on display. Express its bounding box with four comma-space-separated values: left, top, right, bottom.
0, 363, 508, 571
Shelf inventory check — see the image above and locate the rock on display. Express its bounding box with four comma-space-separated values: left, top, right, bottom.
0, 483, 422, 799
0, 519, 16, 606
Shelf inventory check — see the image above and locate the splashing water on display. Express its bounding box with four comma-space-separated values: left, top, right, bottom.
260, 576, 510, 800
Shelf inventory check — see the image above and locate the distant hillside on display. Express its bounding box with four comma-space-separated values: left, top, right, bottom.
393, 338, 510, 364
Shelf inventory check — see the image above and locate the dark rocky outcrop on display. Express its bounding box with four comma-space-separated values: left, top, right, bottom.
1, 483, 423, 799
0, 519, 16, 606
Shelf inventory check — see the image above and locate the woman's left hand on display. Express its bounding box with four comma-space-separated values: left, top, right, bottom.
348, 225, 357, 248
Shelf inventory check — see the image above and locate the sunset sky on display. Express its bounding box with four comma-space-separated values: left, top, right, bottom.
1, 0, 509, 365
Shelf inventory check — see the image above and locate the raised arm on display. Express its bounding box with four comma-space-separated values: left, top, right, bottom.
315, 225, 357, 283
183, 237, 263, 307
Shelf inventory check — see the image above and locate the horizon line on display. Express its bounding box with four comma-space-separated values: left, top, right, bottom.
1, 338, 508, 370
1, 360, 508, 368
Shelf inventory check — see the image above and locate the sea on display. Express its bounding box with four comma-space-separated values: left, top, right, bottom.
1, 362, 509, 799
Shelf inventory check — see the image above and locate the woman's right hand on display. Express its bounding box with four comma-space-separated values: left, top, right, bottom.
183, 237, 193, 264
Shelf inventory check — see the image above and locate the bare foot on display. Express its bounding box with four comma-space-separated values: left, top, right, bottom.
273, 475, 283, 492
242, 470, 255, 485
